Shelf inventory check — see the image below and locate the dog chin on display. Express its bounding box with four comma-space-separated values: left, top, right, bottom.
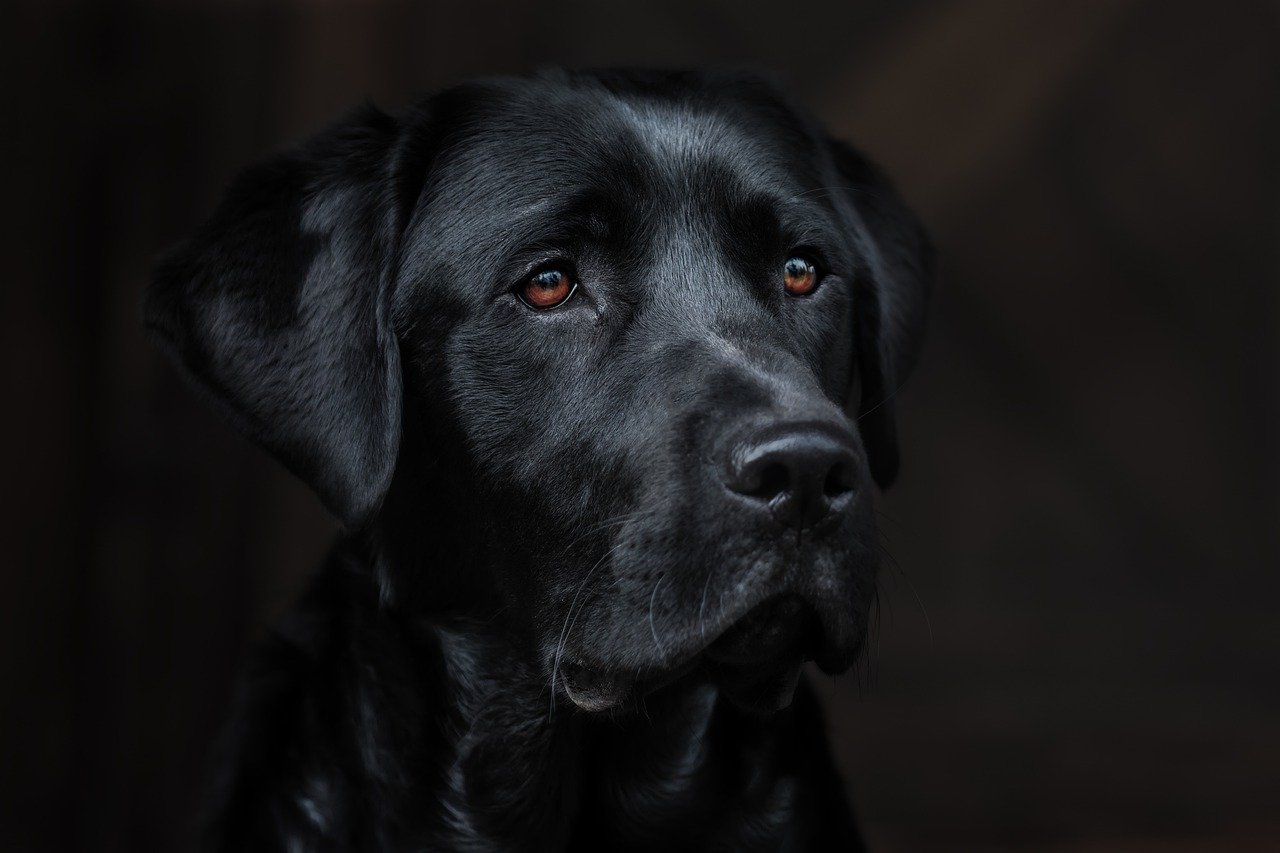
558, 595, 861, 715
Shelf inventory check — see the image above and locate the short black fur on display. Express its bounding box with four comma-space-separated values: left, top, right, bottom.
147, 68, 932, 851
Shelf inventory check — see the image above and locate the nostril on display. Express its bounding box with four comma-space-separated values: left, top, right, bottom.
747, 460, 790, 501
823, 461, 854, 498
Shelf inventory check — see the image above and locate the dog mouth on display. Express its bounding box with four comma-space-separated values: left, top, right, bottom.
559, 594, 843, 714
704, 593, 820, 666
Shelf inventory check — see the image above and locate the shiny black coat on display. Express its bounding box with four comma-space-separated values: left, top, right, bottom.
147, 68, 931, 851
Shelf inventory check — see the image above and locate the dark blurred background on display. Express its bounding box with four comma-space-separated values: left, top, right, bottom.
3, 1, 1277, 850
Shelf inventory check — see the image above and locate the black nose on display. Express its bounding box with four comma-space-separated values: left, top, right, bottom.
724, 426, 858, 529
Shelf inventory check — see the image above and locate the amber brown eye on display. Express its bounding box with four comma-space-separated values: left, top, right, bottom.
520, 269, 575, 309
783, 256, 818, 296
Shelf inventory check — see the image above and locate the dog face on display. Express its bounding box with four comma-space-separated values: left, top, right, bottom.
148, 70, 931, 713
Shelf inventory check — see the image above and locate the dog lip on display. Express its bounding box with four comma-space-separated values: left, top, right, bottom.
559, 655, 703, 713
559, 664, 634, 712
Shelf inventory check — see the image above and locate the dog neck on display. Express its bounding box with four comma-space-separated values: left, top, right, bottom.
426, 620, 728, 847
231, 536, 813, 850
421, 615, 805, 850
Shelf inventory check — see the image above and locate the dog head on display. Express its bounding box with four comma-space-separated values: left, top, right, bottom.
148, 69, 931, 713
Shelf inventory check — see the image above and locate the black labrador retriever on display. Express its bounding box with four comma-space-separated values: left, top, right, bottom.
147, 68, 931, 851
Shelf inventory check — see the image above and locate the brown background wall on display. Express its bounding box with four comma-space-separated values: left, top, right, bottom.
2, 1, 1277, 850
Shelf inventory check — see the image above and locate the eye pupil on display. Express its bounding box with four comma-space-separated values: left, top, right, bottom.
520, 269, 575, 308
783, 256, 818, 296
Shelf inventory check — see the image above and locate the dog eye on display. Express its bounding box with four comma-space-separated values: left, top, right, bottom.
519, 269, 577, 309
783, 256, 819, 297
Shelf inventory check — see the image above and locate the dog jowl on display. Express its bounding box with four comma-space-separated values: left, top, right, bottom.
148, 68, 931, 851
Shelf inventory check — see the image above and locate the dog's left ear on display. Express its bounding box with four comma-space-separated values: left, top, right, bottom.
827, 139, 935, 490
146, 105, 425, 527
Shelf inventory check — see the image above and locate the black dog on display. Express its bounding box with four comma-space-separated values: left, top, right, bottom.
147, 68, 931, 851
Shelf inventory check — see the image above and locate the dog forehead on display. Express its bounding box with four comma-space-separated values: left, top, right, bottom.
607, 95, 776, 176
426, 81, 809, 222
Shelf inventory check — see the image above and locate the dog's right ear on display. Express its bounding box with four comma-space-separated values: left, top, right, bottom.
827, 139, 934, 490
146, 105, 431, 528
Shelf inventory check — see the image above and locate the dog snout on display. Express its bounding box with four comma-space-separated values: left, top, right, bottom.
723, 423, 858, 529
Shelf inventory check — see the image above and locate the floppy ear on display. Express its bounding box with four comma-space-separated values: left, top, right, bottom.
146, 105, 421, 527
828, 140, 934, 490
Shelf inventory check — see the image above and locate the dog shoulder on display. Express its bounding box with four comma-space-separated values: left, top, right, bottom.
197, 545, 441, 851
